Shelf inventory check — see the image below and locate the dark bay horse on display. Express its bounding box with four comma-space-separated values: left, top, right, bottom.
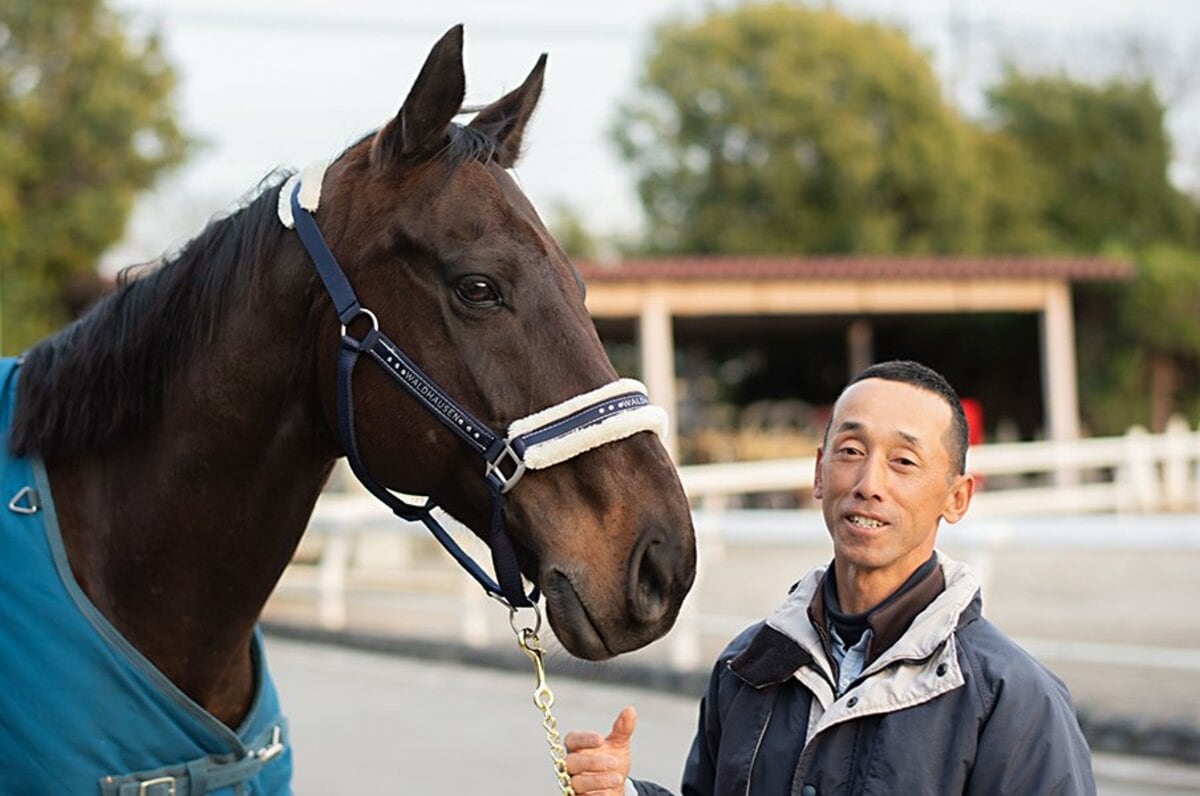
1, 25, 694, 792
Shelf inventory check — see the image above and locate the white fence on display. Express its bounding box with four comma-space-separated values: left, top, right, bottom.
680, 414, 1200, 515
270, 417, 1200, 675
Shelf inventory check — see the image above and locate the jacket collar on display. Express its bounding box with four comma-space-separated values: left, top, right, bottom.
731, 552, 981, 689
809, 555, 946, 668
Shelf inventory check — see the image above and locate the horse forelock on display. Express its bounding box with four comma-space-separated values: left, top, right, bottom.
445, 122, 500, 166
9, 174, 295, 459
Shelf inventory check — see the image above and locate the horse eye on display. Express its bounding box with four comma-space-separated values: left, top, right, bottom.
454, 277, 502, 308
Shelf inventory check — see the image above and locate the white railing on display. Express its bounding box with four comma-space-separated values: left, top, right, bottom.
268, 417, 1200, 671
679, 414, 1200, 515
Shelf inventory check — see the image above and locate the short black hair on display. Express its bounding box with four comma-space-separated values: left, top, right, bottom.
828, 360, 969, 475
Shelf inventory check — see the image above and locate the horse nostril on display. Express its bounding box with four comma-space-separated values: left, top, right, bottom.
628, 534, 672, 625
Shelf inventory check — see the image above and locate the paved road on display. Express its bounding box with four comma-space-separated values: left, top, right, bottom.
265, 637, 1200, 795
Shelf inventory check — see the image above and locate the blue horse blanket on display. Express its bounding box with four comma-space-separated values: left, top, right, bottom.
0, 357, 293, 795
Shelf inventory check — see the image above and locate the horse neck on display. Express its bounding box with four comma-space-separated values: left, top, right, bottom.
50, 250, 338, 726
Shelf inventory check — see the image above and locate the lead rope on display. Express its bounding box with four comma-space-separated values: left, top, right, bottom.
510, 606, 576, 795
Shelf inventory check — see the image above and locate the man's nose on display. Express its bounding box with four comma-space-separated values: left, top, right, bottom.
853, 454, 887, 500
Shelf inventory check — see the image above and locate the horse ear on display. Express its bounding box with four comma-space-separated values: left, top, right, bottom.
467, 53, 547, 168
373, 25, 466, 164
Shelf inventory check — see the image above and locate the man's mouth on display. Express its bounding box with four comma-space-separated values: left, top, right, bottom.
847, 514, 887, 529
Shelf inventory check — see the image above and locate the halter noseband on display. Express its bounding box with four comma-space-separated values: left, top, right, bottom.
280, 166, 668, 608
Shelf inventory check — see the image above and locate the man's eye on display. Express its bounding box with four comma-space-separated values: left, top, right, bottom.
454, 277, 502, 308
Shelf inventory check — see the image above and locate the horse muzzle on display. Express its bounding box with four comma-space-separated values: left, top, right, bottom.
537, 507, 697, 661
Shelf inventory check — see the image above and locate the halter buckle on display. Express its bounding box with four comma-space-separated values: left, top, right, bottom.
485, 440, 527, 493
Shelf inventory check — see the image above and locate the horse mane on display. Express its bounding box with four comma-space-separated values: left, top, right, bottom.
9, 174, 293, 459
10, 120, 508, 460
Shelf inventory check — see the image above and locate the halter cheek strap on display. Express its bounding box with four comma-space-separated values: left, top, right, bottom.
282, 171, 668, 608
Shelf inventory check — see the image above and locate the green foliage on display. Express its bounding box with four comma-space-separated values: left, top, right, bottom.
546, 201, 599, 260
971, 128, 1059, 254
0, 0, 187, 354
1030, 243, 1200, 435
611, 3, 1200, 432
612, 3, 983, 255
1074, 330, 1151, 435
986, 74, 1200, 429
986, 73, 1196, 252
1087, 246, 1200, 431
1126, 245, 1200, 355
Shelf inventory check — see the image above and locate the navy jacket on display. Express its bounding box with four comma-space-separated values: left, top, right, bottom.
633, 555, 1095, 795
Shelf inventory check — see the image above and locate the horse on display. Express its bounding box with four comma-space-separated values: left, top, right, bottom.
0, 25, 696, 794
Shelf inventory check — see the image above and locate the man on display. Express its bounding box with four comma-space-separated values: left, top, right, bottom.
565, 360, 1095, 795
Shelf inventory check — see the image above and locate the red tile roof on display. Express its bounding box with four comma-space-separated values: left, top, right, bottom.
577, 256, 1133, 282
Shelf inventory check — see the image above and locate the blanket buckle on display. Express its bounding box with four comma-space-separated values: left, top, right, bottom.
7, 486, 39, 515
137, 776, 176, 796
255, 725, 285, 763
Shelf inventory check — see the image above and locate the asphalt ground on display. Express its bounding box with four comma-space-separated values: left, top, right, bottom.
266, 509, 1200, 775
265, 636, 1200, 795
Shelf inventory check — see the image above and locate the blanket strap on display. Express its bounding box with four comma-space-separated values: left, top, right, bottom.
99, 724, 286, 796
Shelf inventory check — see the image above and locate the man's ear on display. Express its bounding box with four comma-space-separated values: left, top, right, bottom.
941, 473, 976, 524
812, 447, 826, 501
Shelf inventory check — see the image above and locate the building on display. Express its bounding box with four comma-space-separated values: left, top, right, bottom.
579, 255, 1133, 460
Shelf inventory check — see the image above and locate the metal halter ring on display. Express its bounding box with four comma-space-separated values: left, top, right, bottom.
339, 307, 379, 340
508, 601, 543, 637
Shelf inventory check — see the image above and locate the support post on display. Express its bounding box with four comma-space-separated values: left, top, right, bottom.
847, 319, 874, 378
1040, 283, 1081, 485
317, 535, 349, 629
639, 291, 678, 461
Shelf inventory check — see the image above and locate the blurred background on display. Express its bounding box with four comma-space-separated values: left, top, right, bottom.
2, 0, 1198, 792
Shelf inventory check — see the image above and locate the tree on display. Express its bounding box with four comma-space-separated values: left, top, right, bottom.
986, 73, 1200, 429
611, 3, 984, 255
612, 3, 1200, 433
985, 72, 1196, 252
971, 128, 1059, 254
1076, 245, 1200, 433
0, 0, 187, 354
547, 201, 600, 260
1127, 246, 1200, 429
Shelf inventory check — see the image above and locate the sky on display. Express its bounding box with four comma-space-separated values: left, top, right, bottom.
104, 0, 1200, 272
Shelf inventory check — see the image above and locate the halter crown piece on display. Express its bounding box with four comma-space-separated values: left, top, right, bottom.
281, 165, 669, 608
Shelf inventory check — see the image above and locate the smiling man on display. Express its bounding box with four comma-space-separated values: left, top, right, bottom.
566, 360, 1095, 795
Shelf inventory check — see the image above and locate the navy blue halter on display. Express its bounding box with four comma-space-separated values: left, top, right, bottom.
289, 184, 535, 607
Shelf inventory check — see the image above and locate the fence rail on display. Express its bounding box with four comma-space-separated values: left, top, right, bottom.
268, 419, 1200, 702
680, 415, 1200, 514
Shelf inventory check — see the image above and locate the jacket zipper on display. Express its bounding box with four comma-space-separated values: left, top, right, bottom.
744, 702, 774, 796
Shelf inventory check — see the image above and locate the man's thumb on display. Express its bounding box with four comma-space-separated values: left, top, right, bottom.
608, 706, 637, 746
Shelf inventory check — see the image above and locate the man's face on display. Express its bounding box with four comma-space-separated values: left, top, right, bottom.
814, 378, 973, 585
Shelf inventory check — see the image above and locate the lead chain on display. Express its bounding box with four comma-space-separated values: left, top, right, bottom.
515, 623, 575, 795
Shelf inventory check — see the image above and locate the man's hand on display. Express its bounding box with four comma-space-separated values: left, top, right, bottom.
564, 705, 637, 795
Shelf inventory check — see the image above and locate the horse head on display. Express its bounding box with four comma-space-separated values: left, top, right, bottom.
303, 26, 696, 660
